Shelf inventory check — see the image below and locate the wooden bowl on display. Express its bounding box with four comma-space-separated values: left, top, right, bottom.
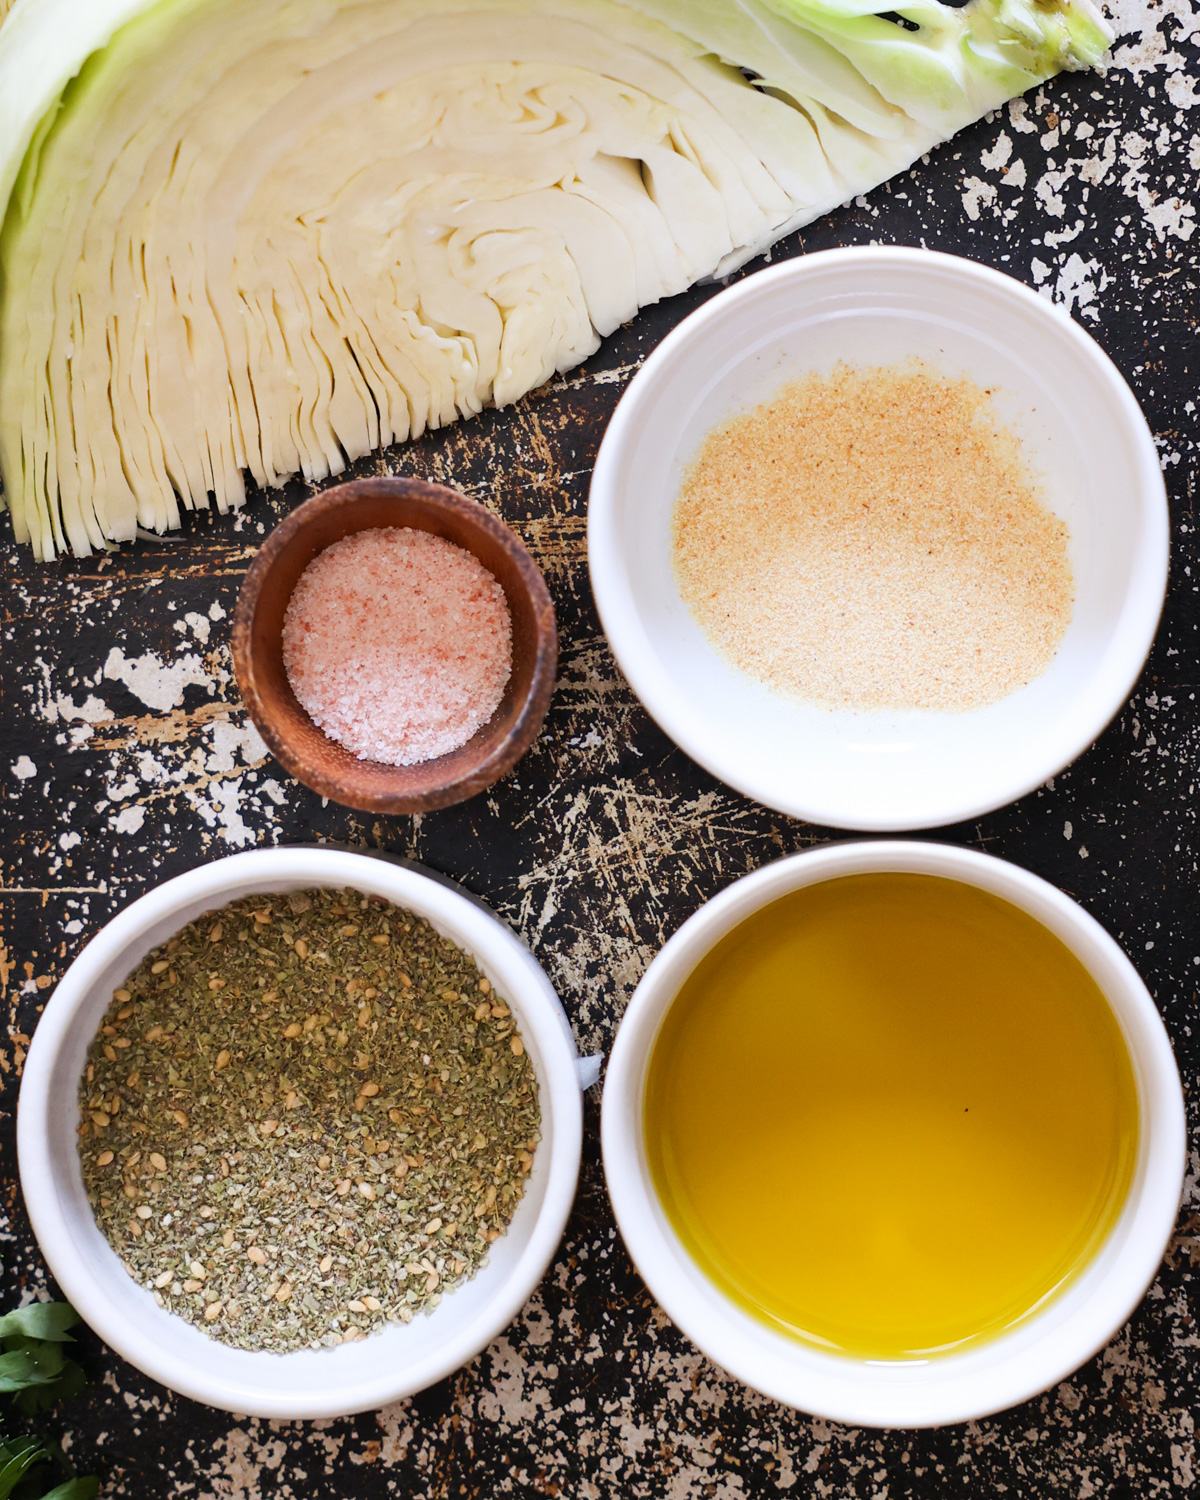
231, 478, 557, 813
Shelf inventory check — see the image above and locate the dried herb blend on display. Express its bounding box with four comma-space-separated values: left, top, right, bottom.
77, 888, 540, 1352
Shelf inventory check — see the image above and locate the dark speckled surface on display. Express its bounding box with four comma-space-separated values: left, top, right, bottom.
2, 8, 1199, 1494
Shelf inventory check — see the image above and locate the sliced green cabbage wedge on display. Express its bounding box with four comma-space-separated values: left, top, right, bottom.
0, 0, 1110, 558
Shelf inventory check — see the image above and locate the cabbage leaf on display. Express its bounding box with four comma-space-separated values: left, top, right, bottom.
0, 0, 1111, 557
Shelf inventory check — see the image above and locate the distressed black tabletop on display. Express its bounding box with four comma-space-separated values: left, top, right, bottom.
2, 7, 1198, 1494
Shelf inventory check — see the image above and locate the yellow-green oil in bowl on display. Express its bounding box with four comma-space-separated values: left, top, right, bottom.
643, 874, 1139, 1359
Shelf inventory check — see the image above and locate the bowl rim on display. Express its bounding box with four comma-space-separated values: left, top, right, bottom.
17, 846, 583, 1419
600, 839, 1187, 1428
232, 476, 558, 815
587, 245, 1170, 832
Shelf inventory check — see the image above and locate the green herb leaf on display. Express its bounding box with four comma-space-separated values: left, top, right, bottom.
0, 1303, 96, 1498
0, 1439, 48, 1500
0, 1310, 77, 1347
0, 1348, 63, 1395
32, 1479, 100, 1500
10, 1358, 85, 1417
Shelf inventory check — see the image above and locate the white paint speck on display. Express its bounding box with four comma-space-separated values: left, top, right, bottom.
180, 612, 212, 644
981, 132, 1012, 172
206, 719, 268, 774
113, 805, 146, 835
12, 755, 36, 780
960, 176, 997, 221
104, 647, 213, 712
37, 686, 115, 727
1051, 254, 1109, 320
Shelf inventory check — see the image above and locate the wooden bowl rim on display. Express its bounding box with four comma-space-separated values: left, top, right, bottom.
231, 478, 557, 814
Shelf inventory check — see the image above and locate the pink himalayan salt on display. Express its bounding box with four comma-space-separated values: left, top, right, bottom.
282, 526, 513, 766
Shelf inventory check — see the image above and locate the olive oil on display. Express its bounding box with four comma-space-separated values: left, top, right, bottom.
643, 874, 1139, 1359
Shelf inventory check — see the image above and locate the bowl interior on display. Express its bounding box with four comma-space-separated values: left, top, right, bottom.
28, 854, 579, 1417
602, 843, 1185, 1427
237, 479, 556, 813
589, 250, 1167, 830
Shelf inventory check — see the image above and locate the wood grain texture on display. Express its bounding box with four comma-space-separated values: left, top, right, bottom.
1, 35, 1199, 1499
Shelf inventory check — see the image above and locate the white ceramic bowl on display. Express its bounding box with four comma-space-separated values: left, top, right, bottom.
18, 847, 584, 1419
601, 841, 1186, 1428
588, 248, 1169, 831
